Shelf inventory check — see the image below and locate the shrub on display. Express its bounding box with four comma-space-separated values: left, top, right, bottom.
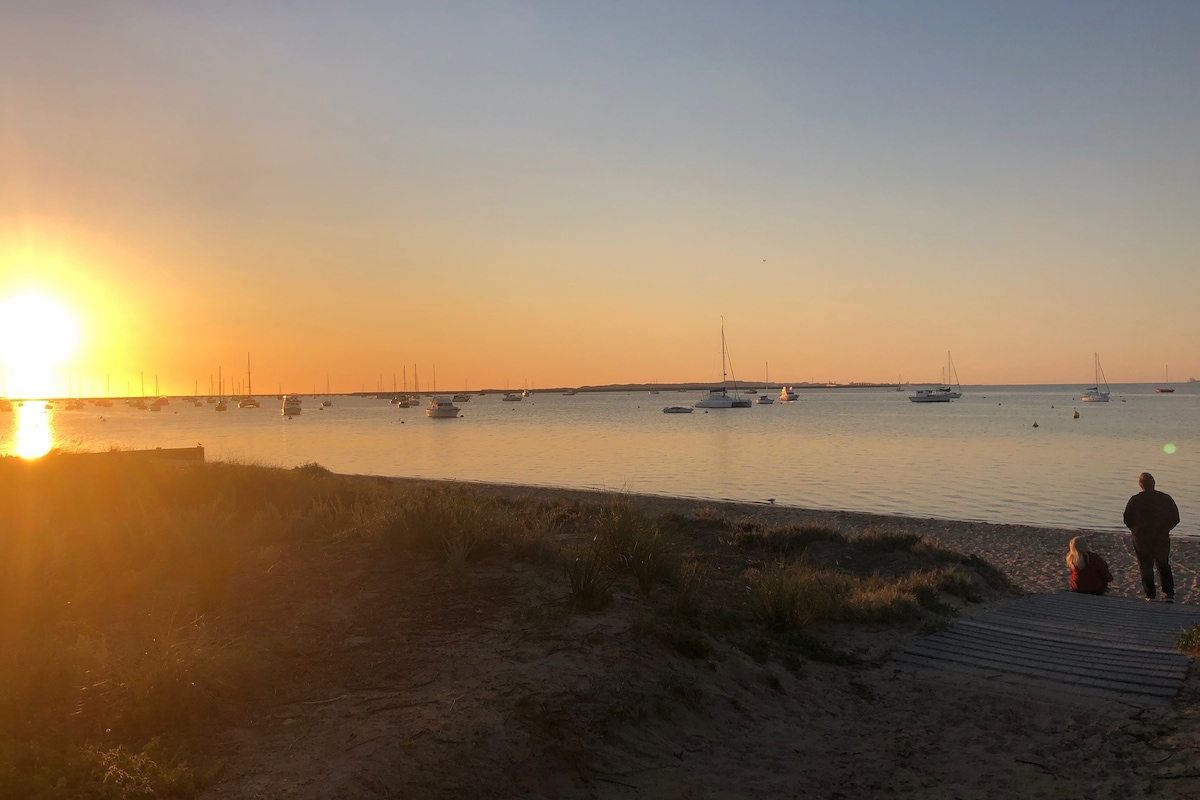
1178, 623, 1200, 656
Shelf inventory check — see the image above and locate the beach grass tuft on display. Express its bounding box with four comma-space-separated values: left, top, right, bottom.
565, 539, 615, 612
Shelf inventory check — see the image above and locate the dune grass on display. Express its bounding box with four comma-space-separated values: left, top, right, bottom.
0, 457, 1010, 797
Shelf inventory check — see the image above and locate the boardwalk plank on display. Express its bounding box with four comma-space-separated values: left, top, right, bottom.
894, 592, 1200, 706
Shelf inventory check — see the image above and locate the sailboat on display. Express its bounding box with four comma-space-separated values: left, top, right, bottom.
756, 362, 775, 404
238, 353, 260, 408
695, 318, 749, 409
1081, 354, 1111, 403
935, 352, 963, 399
1156, 366, 1175, 394
215, 367, 228, 411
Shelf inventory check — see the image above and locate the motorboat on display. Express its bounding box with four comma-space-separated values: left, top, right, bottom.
909, 388, 952, 403
281, 394, 302, 416
1081, 353, 1110, 403
662, 406, 693, 414
321, 399, 332, 407
238, 397, 260, 408
562, 389, 577, 396
695, 388, 734, 409
756, 393, 774, 404
779, 386, 798, 401
502, 392, 522, 401
452, 393, 471, 403
426, 396, 461, 418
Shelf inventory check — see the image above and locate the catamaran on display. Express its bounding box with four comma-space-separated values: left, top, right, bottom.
695, 317, 750, 409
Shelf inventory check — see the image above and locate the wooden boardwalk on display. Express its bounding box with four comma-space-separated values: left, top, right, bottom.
893, 592, 1200, 706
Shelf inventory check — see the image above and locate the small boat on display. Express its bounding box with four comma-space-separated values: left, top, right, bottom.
426, 396, 460, 418
452, 393, 471, 403
1157, 366, 1175, 393
663, 406, 693, 414
562, 389, 577, 396
757, 363, 775, 404
502, 392, 523, 401
779, 386, 798, 402
909, 388, 952, 403
321, 399, 332, 407
1081, 353, 1111, 403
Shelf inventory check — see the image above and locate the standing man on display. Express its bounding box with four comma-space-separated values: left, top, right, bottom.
1123, 472, 1181, 602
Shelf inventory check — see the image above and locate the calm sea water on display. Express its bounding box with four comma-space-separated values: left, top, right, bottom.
3, 385, 1197, 536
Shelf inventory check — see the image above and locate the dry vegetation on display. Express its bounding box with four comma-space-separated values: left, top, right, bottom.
0, 456, 1019, 798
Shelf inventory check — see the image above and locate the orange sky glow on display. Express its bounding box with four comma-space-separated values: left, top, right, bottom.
2, 4, 1197, 396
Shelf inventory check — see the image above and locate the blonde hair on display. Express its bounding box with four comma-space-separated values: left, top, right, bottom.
1066, 536, 1091, 571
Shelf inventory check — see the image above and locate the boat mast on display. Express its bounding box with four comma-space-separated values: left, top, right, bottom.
247, 353, 253, 398
720, 316, 727, 390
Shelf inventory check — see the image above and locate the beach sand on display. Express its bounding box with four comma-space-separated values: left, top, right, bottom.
205, 481, 1200, 799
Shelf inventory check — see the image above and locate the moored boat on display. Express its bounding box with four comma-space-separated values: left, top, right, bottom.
695, 388, 734, 409
909, 388, 952, 403
281, 394, 301, 416
426, 396, 460, 418
1081, 353, 1110, 403
663, 406, 693, 414
779, 386, 798, 401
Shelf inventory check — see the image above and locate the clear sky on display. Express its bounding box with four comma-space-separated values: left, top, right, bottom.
2, 1, 1198, 396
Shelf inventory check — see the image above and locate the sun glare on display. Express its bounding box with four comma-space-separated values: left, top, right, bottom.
0, 293, 80, 374
14, 402, 53, 459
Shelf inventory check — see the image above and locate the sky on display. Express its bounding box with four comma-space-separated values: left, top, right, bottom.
1, 1, 1198, 396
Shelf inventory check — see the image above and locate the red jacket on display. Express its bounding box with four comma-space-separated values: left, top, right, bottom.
1071, 554, 1113, 593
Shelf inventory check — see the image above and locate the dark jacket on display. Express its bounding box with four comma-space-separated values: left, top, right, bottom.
1123, 489, 1180, 542
1071, 554, 1113, 593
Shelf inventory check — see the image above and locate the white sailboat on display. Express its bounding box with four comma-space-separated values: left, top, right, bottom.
238, 353, 260, 408
695, 318, 748, 409
1081, 353, 1111, 403
935, 352, 963, 399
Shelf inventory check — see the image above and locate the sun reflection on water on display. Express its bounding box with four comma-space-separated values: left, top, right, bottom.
14, 402, 53, 459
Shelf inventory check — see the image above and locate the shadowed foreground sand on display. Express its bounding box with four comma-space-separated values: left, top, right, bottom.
200, 479, 1200, 800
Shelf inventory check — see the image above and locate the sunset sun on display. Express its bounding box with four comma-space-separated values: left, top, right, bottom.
0, 292, 80, 373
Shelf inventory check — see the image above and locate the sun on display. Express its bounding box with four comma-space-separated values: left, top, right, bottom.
0, 292, 80, 373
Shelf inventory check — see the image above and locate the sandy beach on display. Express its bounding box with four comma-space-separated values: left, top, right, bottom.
197, 478, 1200, 800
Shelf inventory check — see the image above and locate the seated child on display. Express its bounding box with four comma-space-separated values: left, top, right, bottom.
1066, 536, 1113, 595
